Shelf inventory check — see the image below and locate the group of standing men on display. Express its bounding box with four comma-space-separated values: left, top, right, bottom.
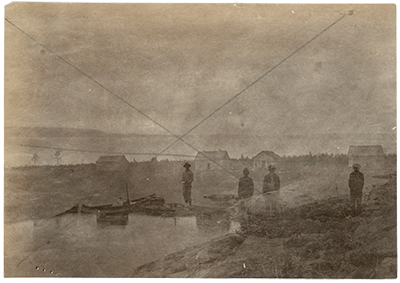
238, 165, 281, 213
181, 161, 365, 216
180, 162, 280, 208
238, 165, 280, 199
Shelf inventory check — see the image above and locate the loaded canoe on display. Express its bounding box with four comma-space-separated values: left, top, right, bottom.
58, 194, 173, 216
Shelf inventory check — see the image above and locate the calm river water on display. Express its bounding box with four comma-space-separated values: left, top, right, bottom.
5, 213, 240, 277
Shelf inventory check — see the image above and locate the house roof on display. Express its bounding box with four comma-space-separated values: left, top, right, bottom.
195, 150, 230, 161
348, 145, 385, 157
96, 155, 129, 163
252, 151, 281, 160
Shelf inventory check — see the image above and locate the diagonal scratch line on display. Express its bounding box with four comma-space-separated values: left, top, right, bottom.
5, 18, 179, 141
5, 13, 345, 149
20, 144, 347, 164
5, 14, 345, 161
17, 161, 159, 266
15, 135, 190, 267
19, 143, 348, 227
7, 14, 346, 266
175, 13, 346, 139
7, 14, 346, 174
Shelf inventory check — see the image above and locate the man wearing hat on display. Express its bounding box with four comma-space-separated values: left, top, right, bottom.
263, 165, 280, 193
237, 167, 255, 216
263, 165, 281, 214
181, 162, 194, 206
238, 168, 254, 199
348, 163, 364, 216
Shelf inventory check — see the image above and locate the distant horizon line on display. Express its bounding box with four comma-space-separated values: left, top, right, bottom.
5, 125, 396, 137
19, 144, 394, 162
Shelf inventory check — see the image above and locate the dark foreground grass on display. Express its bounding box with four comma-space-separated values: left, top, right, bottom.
238, 194, 394, 278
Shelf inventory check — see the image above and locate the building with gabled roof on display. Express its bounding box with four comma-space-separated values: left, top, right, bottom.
96, 155, 130, 172
252, 151, 281, 169
348, 145, 385, 173
195, 150, 230, 171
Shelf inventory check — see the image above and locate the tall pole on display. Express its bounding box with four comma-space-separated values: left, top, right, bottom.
126, 182, 130, 204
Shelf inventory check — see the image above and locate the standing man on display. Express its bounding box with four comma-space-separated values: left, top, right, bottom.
238, 167, 254, 216
238, 168, 254, 199
263, 165, 281, 213
348, 163, 364, 216
181, 162, 194, 206
263, 165, 280, 193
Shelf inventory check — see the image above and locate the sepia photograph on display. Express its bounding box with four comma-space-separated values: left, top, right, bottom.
4, 3, 397, 278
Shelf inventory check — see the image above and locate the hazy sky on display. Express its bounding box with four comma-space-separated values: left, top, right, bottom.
5, 4, 396, 138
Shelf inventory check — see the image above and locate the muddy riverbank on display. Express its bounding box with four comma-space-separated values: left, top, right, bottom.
4, 163, 395, 277
132, 177, 397, 278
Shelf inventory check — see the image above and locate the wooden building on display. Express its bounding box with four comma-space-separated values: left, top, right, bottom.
252, 151, 281, 169
96, 155, 130, 172
348, 145, 385, 173
195, 150, 231, 171
194, 150, 232, 180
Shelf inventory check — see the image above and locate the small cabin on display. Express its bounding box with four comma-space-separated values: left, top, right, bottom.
252, 151, 281, 169
96, 155, 130, 172
195, 150, 231, 172
348, 145, 385, 173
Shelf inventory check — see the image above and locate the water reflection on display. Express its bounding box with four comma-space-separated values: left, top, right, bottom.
96, 213, 129, 227
5, 212, 240, 277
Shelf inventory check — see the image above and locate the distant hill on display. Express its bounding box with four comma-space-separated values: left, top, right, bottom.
5, 126, 110, 138
4, 126, 173, 139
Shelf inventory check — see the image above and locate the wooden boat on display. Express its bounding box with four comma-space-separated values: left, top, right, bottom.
59, 193, 173, 216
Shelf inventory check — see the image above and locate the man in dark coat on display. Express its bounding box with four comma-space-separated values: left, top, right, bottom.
263, 165, 280, 193
181, 162, 194, 206
263, 165, 281, 214
238, 168, 254, 199
348, 163, 364, 216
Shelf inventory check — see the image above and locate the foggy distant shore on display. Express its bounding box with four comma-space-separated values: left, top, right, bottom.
5, 126, 396, 167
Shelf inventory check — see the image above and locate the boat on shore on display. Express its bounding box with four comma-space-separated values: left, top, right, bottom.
58, 193, 173, 216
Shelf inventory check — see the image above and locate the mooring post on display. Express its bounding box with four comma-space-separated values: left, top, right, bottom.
77, 201, 83, 214
126, 182, 131, 204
